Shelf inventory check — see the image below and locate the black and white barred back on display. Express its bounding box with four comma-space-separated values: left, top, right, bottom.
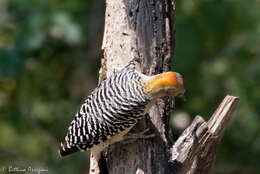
59, 67, 150, 156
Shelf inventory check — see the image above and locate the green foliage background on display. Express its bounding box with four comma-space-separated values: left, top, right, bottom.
0, 0, 259, 173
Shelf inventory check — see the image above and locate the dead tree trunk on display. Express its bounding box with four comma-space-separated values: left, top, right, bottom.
98, 0, 176, 173
90, 0, 239, 173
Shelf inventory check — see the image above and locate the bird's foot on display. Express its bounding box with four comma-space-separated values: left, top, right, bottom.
121, 128, 155, 144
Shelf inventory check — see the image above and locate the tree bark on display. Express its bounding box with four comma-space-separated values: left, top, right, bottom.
98, 0, 176, 173
90, 0, 239, 174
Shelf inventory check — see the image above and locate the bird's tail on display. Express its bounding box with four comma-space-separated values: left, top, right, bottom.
59, 140, 79, 157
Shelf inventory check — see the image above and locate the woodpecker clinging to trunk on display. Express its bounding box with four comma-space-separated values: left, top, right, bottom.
59, 67, 186, 157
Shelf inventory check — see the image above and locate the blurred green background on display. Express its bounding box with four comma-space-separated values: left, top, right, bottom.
0, 0, 259, 173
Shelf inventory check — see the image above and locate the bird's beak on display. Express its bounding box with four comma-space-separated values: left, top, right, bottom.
178, 94, 186, 102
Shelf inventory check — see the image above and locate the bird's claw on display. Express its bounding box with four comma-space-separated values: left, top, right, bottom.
121, 128, 155, 144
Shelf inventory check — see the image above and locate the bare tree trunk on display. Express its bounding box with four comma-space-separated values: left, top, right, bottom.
99, 1, 175, 173
89, 0, 239, 174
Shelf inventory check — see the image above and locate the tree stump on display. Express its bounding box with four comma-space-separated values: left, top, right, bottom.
89, 0, 239, 173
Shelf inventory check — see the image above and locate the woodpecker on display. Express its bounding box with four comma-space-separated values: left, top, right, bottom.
59, 67, 185, 157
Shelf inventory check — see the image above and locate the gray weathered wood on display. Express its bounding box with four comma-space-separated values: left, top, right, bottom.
96, 0, 176, 174
170, 95, 239, 174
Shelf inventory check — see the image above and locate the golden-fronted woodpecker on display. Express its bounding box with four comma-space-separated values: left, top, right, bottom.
59, 67, 185, 157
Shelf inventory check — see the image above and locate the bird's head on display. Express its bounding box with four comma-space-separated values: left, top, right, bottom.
143, 72, 186, 99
